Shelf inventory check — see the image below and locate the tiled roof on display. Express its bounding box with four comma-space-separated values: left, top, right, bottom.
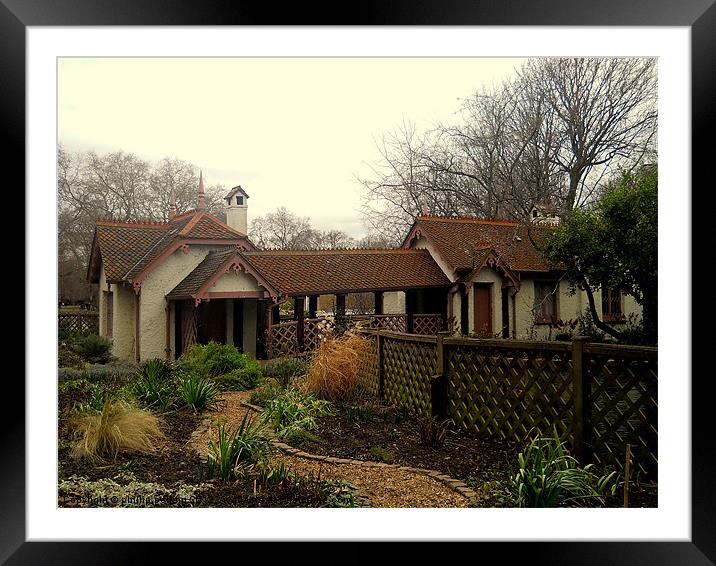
167, 248, 236, 298
92, 210, 251, 283
407, 215, 556, 273
94, 221, 171, 281
243, 248, 450, 295
224, 186, 249, 200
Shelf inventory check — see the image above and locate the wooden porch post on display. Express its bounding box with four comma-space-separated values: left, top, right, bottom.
335, 293, 347, 334
271, 304, 281, 325
164, 300, 171, 360
294, 296, 305, 352
309, 295, 318, 319
374, 291, 384, 315
405, 290, 415, 334
134, 291, 141, 363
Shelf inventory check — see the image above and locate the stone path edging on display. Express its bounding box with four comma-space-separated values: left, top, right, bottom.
241, 400, 479, 506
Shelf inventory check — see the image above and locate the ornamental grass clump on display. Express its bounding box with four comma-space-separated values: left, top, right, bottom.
509, 427, 619, 507
70, 398, 164, 462
304, 332, 371, 403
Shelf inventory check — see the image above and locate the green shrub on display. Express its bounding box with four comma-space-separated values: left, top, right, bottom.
177, 341, 257, 379
59, 360, 139, 386
261, 388, 334, 438
58, 344, 88, 369
177, 373, 220, 412
215, 364, 262, 391
508, 427, 619, 507
262, 357, 309, 388
369, 446, 394, 464
132, 358, 176, 411
248, 380, 283, 407
207, 414, 274, 481
71, 334, 113, 364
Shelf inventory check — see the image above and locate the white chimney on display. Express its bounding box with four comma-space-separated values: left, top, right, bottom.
224, 186, 249, 234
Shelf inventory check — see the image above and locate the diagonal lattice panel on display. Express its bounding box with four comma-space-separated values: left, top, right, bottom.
587, 352, 658, 479
383, 336, 436, 416
446, 343, 575, 445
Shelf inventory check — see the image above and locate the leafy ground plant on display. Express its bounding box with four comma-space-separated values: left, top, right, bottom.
369, 446, 395, 464
69, 398, 164, 462
261, 387, 334, 438
207, 414, 274, 481
509, 427, 619, 507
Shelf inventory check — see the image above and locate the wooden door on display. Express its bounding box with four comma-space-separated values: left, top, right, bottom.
473, 285, 492, 335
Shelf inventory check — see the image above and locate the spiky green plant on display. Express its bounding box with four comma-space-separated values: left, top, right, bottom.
132, 358, 176, 411
177, 373, 220, 412
509, 427, 619, 507
206, 414, 273, 481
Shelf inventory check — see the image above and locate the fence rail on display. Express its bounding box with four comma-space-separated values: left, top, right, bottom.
357, 329, 657, 479
58, 312, 99, 336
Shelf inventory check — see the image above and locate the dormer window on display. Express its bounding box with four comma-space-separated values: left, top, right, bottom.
236, 196, 243, 205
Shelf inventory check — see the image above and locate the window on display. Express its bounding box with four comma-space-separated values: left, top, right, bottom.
105, 291, 113, 337
602, 287, 624, 322
534, 280, 559, 323
236, 196, 243, 205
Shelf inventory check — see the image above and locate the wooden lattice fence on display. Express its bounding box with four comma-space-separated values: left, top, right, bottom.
358, 329, 658, 478
58, 312, 99, 335
267, 313, 444, 358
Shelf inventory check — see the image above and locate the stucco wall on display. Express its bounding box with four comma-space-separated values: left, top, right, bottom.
242, 299, 258, 356
112, 282, 136, 361
383, 291, 405, 314
139, 245, 221, 361
210, 269, 262, 293
98, 263, 107, 338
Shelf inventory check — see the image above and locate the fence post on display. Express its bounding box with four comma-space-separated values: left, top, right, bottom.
572, 336, 592, 464
431, 332, 449, 420
377, 330, 385, 401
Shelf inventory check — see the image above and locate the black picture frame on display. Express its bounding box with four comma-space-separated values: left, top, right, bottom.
9, 1, 713, 563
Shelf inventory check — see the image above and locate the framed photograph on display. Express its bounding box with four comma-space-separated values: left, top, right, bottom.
11, 1, 713, 563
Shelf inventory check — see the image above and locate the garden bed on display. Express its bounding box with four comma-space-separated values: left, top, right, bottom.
282, 401, 516, 486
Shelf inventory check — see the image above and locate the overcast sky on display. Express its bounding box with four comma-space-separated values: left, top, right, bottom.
58, 57, 524, 238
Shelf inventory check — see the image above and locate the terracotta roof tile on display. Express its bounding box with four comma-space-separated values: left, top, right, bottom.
93, 210, 252, 282
409, 215, 556, 273
243, 248, 450, 296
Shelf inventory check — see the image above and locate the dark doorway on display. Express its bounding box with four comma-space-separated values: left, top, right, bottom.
197, 300, 226, 344
233, 299, 244, 351
501, 288, 510, 338
473, 284, 492, 335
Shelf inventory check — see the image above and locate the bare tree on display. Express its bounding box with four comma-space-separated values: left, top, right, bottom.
519, 57, 657, 213
249, 207, 357, 250
57, 145, 227, 301
357, 57, 657, 233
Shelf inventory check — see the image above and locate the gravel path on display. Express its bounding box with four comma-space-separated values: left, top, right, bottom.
189, 391, 471, 508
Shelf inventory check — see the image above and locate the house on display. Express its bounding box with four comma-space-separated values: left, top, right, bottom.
87, 178, 642, 362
